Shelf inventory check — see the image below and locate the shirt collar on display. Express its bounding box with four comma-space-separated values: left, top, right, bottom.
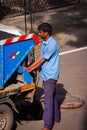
43, 36, 52, 45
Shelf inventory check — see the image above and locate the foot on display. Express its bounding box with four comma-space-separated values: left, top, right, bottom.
55, 120, 59, 123
42, 128, 51, 130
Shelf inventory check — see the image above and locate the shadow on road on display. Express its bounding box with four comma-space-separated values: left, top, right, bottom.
83, 107, 87, 130
13, 97, 43, 130
56, 83, 67, 106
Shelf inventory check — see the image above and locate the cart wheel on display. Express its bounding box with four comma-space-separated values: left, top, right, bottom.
0, 104, 14, 130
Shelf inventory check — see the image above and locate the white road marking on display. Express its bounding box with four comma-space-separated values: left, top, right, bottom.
60, 46, 87, 56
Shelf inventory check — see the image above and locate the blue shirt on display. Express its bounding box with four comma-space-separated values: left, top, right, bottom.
39, 36, 60, 81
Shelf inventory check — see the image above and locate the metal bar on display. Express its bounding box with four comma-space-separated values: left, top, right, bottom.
24, 0, 27, 34
29, 0, 33, 33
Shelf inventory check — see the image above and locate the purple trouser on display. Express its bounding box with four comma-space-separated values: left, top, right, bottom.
43, 79, 59, 129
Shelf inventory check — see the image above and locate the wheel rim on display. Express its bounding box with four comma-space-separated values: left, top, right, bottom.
0, 114, 7, 130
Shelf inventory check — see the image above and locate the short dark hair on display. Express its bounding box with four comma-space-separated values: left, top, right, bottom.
38, 23, 52, 36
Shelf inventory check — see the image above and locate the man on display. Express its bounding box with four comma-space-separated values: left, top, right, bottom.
24, 23, 60, 130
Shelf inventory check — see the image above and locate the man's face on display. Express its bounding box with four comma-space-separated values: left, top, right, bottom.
38, 30, 48, 40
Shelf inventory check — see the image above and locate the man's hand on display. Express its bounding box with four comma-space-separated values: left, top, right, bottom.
23, 66, 31, 72
23, 57, 46, 73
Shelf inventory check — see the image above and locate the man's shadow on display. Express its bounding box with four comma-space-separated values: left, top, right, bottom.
35, 83, 67, 102
56, 83, 67, 106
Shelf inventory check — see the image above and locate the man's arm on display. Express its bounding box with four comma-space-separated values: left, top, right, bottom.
24, 57, 46, 73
